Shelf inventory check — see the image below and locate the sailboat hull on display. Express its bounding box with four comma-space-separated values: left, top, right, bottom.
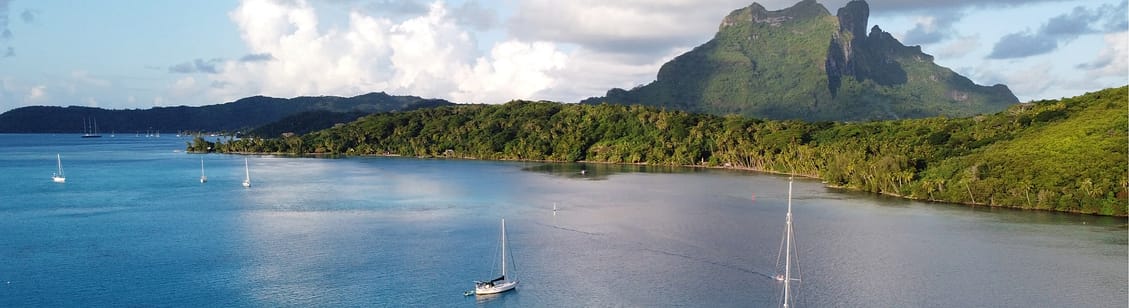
52, 176, 66, 183
475, 281, 517, 295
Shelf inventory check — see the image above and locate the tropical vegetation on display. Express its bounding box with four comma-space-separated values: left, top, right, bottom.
192, 86, 1128, 216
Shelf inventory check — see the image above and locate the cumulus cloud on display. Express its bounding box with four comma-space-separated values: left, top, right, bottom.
454, 40, 566, 103
26, 85, 45, 101
936, 35, 979, 58
209, 0, 568, 104
1077, 31, 1129, 78
901, 11, 963, 46
988, 2, 1128, 59
536, 47, 685, 103
974, 62, 1054, 100
508, 0, 748, 56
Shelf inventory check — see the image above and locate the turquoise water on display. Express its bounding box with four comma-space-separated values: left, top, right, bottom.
0, 134, 1125, 307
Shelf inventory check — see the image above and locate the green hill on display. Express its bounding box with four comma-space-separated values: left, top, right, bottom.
581, 0, 1018, 121
0, 92, 453, 134
196, 86, 1127, 215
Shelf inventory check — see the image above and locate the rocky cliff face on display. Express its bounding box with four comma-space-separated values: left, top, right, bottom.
582, 0, 1019, 121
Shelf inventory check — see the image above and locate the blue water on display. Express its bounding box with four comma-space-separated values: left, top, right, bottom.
0, 134, 1125, 307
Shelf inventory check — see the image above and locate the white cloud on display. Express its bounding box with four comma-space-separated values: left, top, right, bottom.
84, 97, 99, 107
171, 76, 198, 95
508, 0, 751, 55
210, 0, 569, 104
973, 62, 1054, 100
1081, 31, 1128, 79
536, 47, 686, 102
936, 35, 979, 58
455, 40, 567, 103
26, 85, 45, 101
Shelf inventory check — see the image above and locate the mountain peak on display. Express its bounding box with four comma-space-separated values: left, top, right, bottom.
721, 0, 829, 30
837, 0, 870, 38
583, 0, 1018, 121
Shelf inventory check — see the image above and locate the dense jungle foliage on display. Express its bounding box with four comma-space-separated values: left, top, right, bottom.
193, 86, 1128, 216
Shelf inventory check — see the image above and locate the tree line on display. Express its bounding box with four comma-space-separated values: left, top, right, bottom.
191, 86, 1128, 216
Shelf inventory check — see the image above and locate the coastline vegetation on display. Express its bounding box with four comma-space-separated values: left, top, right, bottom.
191, 86, 1128, 216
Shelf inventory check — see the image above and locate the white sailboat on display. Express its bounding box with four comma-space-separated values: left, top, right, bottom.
241, 158, 251, 187
199, 158, 208, 183
774, 177, 801, 307
52, 154, 66, 183
471, 218, 518, 295
81, 117, 102, 138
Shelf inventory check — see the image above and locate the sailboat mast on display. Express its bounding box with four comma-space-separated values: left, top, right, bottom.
201, 159, 205, 176
783, 177, 793, 308
57, 154, 63, 176
501, 218, 507, 278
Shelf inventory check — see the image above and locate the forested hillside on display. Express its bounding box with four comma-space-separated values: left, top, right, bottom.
194, 86, 1127, 216
0, 92, 452, 134
581, 0, 1018, 121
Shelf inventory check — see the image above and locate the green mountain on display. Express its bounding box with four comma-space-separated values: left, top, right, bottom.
195, 86, 1127, 215
0, 92, 453, 134
581, 0, 1018, 121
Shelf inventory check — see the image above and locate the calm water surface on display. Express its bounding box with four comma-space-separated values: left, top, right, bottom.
0, 134, 1125, 307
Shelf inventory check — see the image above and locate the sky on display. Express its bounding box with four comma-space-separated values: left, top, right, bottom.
0, 0, 1125, 112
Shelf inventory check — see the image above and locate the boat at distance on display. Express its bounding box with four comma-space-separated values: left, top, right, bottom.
52, 154, 66, 183
200, 158, 208, 183
81, 117, 102, 138
241, 158, 251, 187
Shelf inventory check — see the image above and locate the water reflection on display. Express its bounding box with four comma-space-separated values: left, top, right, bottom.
2, 135, 1124, 307
521, 162, 698, 181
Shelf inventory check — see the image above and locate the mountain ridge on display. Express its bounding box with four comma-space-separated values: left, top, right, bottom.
581, 0, 1019, 121
0, 92, 454, 134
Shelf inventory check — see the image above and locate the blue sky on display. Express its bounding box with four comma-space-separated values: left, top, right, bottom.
0, 0, 1125, 113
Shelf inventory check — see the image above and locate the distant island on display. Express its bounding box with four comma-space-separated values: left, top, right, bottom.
0, 92, 453, 134
192, 86, 1128, 216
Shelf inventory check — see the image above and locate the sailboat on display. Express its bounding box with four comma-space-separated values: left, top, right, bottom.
773, 177, 801, 307
471, 218, 518, 295
199, 158, 208, 183
81, 117, 102, 138
52, 154, 66, 183
241, 158, 251, 187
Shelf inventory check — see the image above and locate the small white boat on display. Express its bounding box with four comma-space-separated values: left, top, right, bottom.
472, 219, 518, 295
241, 158, 251, 187
52, 154, 66, 183
199, 158, 208, 183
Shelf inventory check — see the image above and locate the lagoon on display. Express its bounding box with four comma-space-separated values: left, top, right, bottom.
0, 134, 1124, 307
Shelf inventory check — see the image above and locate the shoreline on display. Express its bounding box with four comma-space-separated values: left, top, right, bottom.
191, 149, 1124, 217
